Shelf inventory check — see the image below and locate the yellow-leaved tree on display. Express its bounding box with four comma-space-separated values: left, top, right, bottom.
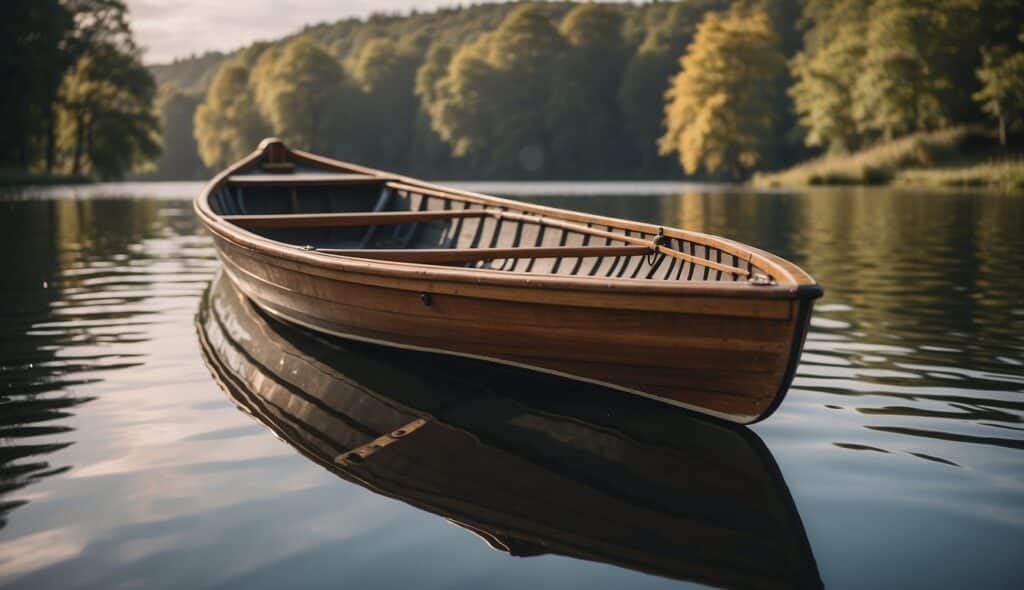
658, 7, 784, 179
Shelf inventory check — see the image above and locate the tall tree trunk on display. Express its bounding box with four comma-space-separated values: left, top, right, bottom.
45, 105, 57, 174
71, 114, 85, 176
999, 114, 1006, 148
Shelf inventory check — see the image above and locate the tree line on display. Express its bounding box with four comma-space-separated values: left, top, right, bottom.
176, 0, 1024, 181
660, 0, 1024, 178
5, 1, 1022, 182
180, 1, 722, 180
1, 1, 157, 180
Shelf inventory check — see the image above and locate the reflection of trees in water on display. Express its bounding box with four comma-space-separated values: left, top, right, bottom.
0, 198, 165, 529
792, 189, 1024, 370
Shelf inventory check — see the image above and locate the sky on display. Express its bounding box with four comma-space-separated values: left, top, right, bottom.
128, 1, 593, 64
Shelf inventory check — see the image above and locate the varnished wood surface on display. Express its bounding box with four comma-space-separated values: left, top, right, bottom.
217, 237, 799, 421
227, 173, 385, 185
223, 209, 488, 229
196, 272, 823, 590
321, 244, 652, 264
195, 138, 822, 422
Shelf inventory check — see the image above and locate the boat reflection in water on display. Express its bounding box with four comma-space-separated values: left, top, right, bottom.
197, 272, 822, 589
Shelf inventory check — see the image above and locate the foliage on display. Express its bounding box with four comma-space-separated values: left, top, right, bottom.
788, 0, 868, 151
428, 4, 567, 176
194, 61, 270, 169
350, 38, 421, 169
139, 1, 1024, 182
56, 41, 160, 179
618, 1, 728, 174
851, 0, 976, 139
151, 51, 228, 94
974, 38, 1024, 146
250, 38, 356, 154
0, 0, 158, 180
896, 155, 1024, 189
752, 126, 1000, 186
659, 7, 785, 179
545, 3, 631, 176
0, 1, 71, 171
152, 87, 207, 178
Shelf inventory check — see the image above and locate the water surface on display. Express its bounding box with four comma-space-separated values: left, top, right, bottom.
1, 182, 1022, 588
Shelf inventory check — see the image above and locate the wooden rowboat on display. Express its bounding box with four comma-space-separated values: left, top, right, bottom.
196, 272, 823, 589
195, 138, 822, 423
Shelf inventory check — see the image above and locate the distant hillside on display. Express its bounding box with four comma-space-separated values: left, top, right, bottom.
150, 51, 229, 94
146, 3, 566, 95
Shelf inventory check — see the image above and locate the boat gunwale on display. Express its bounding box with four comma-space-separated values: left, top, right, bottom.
194, 140, 822, 301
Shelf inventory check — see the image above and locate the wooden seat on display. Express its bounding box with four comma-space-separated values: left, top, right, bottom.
227, 173, 388, 186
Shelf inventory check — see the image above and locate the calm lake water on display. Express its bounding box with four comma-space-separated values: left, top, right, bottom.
1, 181, 1022, 589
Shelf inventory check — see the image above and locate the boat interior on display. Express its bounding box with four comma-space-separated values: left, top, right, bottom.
207, 149, 772, 283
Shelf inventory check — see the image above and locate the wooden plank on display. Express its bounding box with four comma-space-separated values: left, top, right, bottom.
222, 209, 489, 229
259, 162, 295, 172
222, 268, 795, 421
228, 173, 386, 186
320, 245, 651, 264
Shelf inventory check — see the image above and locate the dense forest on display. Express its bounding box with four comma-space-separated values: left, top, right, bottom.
4, 1, 1023, 182
1, 1, 157, 181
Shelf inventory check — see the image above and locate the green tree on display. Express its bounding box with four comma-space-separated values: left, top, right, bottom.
56, 42, 159, 179
618, 0, 727, 174
153, 86, 207, 178
411, 44, 456, 176
351, 38, 421, 169
428, 4, 566, 176
250, 38, 357, 155
974, 43, 1024, 146
659, 8, 785, 179
0, 1, 72, 172
415, 44, 453, 110
852, 0, 977, 138
546, 4, 630, 176
428, 37, 501, 161
789, 0, 869, 151
194, 61, 270, 169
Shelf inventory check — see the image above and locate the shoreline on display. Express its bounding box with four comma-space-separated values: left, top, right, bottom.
752, 127, 1024, 191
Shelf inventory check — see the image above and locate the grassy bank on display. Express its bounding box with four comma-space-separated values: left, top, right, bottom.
753, 127, 1024, 190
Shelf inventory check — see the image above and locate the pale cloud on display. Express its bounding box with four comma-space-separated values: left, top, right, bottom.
127, 1, 507, 64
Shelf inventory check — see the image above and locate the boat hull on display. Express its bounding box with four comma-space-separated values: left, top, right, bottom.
212, 231, 813, 423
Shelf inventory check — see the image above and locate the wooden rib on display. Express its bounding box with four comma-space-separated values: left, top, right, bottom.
321, 245, 650, 264
222, 209, 488, 229
494, 210, 751, 278
654, 245, 749, 277
228, 173, 386, 186
384, 180, 780, 281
